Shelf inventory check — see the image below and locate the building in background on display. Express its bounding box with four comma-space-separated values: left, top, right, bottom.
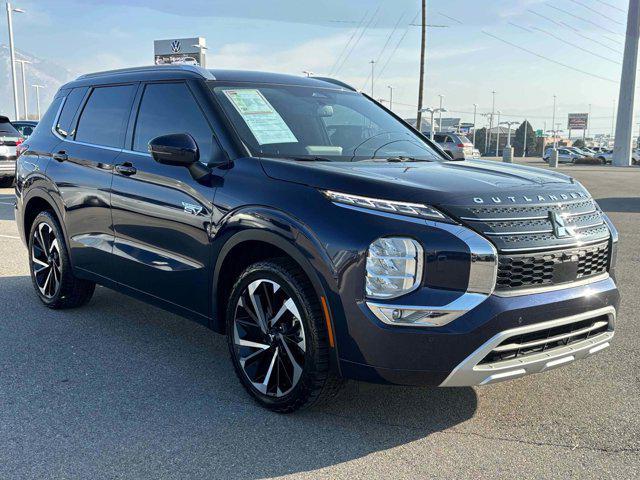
154, 37, 207, 67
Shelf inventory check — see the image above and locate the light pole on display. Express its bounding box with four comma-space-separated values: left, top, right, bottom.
369, 60, 375, 97
387, 85, 394, 110
495, 111, 501, 156
32, 84, 44, 120
15, 59, 31, 120
587, 103, 592, 139
6, 3, 25, 120
437, 94, 444, 132
302, 70, 314, 77
419, 107, 447, 141
500, 121, 520, 148
472, 103, 478, 147
551, 94, 557, 148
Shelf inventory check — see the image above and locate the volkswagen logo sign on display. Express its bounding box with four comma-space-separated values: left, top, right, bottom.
171, 40, 181, 53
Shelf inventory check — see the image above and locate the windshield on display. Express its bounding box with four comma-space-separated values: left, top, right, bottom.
211, 83, 443, 162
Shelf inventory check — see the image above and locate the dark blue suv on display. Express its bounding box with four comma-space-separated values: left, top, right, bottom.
15, 65, 619, 412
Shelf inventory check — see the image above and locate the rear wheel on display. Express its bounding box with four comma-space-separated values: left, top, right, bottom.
28, 211, 95, 309
226, 258, 341, 413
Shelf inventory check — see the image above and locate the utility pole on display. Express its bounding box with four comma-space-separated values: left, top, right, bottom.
437, 94, 444, 132
387, 85, 394, 110
613, 0, 640, 166
416, 0, 426, 131
472, 103, 478, 147
552, 94, 557, 148
15, 59, 30, 120
6, 3, 24, 121
611, 99, 616, 143
495, 111, 501, 156
369, 60, 375, 97
32, 84, 44, 120
489, 91, 496, 155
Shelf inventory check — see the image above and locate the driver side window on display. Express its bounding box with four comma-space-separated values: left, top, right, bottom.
133, 82, 220, 163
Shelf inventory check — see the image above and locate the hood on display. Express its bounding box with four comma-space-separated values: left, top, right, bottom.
260, 158, 587, 207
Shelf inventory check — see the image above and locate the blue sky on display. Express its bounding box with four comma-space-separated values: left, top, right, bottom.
3, 0, 629, 134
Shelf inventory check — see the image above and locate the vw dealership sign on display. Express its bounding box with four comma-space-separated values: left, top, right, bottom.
154, 37, 207, 67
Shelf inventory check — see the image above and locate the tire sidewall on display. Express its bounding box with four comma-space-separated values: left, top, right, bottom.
226, 261, 324, 410
28, 211, 69, 306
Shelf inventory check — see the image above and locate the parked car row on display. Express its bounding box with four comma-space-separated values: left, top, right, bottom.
543, 146, 639, 165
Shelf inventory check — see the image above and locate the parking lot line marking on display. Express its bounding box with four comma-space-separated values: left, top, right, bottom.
0, 234, 20, 240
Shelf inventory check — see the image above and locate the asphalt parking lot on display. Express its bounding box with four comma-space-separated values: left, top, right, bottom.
0, 159, 638, 479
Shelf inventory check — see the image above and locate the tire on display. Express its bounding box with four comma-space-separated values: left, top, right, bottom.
226, 258, 342, 413
0, 177, 14, 188
28, 211, 95, 309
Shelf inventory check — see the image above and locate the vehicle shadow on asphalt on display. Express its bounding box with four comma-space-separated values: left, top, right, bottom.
0, 275, 477, 479
595, 197, 640, 214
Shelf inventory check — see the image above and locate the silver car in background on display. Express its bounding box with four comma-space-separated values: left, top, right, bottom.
0, 116, 23, 187
432, 132, 477, 160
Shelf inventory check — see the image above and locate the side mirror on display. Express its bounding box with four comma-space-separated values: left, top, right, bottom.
149, 133, 199, 166
148, 133, 210, 181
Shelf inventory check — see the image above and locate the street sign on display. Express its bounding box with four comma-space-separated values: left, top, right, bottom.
154, 37, 207, 67
536, 129, 544, 137
567, 113, 588, 130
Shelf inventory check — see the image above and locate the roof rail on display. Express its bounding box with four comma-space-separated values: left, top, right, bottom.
77, 64, 216, 81
312, 77, 357, 91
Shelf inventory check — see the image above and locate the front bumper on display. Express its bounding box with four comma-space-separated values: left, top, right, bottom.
337, 275, 619, 386
440, 305, 614, 386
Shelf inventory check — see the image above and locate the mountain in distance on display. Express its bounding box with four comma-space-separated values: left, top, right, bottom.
1, 44, 76, 120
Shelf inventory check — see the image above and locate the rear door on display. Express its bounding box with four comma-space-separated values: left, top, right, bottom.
110, 80, 224, 317
47, 83, 137, 278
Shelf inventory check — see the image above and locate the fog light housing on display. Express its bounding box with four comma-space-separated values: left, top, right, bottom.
368, 304, 452, 327
365, 237, 423, 299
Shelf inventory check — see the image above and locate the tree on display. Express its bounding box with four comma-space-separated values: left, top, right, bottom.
572, 138, 586, 148
473, 127, 488, 155
512, 121, 537, 157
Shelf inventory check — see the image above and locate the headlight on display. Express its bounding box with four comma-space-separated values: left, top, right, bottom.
366, 237, 423, 299
323, 190, 449, 221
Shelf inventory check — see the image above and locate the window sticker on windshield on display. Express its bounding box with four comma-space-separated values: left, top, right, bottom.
223, 89, 298, 145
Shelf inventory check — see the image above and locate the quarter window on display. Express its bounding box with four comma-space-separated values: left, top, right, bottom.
133, 82, 216, 162
56, 87, 86, 138
75, 85, 136, 148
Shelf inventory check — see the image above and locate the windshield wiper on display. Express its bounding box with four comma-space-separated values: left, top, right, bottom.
288, 156, 332, 162
383, 156, 432, 163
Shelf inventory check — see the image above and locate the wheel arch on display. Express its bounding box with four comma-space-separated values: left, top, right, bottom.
21, 188, 68, 249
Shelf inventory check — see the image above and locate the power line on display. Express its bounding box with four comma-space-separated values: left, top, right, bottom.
566, 0, 624, 25
593, 0, 626, 13
481, 30, 618, 83
528, 25, 621, 64
360, 12, 406, 90
376, 9, 421, 81
329, 11, 369, 76
435, 11, 463, 25
545, 3, 623, 36
334, 4, 381, 75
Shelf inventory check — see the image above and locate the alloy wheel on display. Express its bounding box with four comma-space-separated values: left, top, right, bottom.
31, 222, 62, 299
232, 279, 306, 397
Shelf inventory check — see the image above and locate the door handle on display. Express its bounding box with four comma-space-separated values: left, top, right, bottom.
52, 151, 68, 162
115, 163, 137, 176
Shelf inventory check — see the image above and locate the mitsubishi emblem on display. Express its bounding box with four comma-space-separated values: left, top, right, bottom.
549, 211, 575, 238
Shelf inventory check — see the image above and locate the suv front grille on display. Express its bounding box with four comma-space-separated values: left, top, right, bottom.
496, 242, 609, 290
479, 314, 610, 365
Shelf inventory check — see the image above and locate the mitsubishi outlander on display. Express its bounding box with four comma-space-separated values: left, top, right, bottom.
14, 65, 619, 412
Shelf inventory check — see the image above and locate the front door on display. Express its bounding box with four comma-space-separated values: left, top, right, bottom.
110, 81, 225, 318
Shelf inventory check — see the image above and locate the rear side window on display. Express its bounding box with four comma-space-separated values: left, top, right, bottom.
56, 87, 86, 137
0, 119, 20, 137
75, 84, 136, 148
28, 96, 63, 139
133, 82, 216, 162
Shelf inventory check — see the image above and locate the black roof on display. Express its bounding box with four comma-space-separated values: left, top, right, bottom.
62, 64, 356, 91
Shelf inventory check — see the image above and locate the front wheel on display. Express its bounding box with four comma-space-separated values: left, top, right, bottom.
226, 258, 342, 413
